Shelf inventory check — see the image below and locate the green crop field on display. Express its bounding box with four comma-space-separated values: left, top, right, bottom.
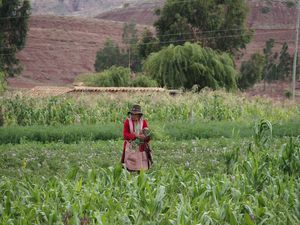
0, 91, 299, 224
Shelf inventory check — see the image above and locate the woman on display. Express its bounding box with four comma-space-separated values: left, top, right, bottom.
121, 104, 152, 171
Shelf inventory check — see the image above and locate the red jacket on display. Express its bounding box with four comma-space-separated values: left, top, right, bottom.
121, 118, 149, 163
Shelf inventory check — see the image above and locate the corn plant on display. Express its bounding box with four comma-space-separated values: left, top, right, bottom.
254, 119, 272, 148
279, 137, 300, 176
0, 91, 299, 126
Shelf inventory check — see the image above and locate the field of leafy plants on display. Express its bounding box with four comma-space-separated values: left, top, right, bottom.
1, 90, 299, 126
0, 91, 299, 224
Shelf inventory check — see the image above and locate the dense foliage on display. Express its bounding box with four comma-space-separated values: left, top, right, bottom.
0, 91, 299, 127
0, 0, 30, 76
144, 42, 238, 90
94, 39, 127, 72
138, 28, 160, 59
239, 53, 265, 90
0, 120, 299, 144
94, 22, 142, 73
0, 91, 299, 224
0, 71, 6, 93
262, 40, 298, 82
76, 67, 158, 88
154, 0, 252, 53
122, 22, 142, 72
0, 135, 299, 224
131, 74, 158, 87
77, 66, 131, 87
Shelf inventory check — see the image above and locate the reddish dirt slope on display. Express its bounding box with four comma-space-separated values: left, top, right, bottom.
96, 2, 162, 25
243, 2, 296, 58
96, 1, 297, 27
8, 1, 300, 91
8, 16, 148, 88
96, 1, 298, 63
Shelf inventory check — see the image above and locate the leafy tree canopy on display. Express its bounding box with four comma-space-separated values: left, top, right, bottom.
143, 42, 238, 90
238, 53, 265, 90
154, 0, 252, 53
138, 28, 160, 59
0, 0, 31, 76
277, 42, 292, 80
95, 22, 142, 73
94, 39, 127, 72
122, 22, 142, 72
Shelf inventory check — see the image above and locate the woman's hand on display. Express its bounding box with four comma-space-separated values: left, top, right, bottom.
136, 134, 146, 140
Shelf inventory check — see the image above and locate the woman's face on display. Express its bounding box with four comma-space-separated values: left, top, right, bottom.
131, 113, 141, 121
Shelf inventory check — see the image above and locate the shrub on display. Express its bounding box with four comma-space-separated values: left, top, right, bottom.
284, 1, 296, 8
79, 66, 131, 87
238, 53, 265, 90
131, 74, 158, 87
260, 6, 271, 14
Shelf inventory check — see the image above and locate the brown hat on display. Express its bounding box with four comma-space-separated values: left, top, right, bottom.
128, 104, 143, 115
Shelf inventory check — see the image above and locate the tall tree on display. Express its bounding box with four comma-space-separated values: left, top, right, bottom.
138, 28, 160, 59
277, 42, 292, 80
154, 0, 252, 53
143, 42, 238, 90
238, 53, 265, 90
0, 0, 31, 76
263, 39, 277, 88
122, 22, 141, 72
94, 39, 126, 72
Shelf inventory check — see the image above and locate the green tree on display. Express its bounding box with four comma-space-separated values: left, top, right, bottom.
138, 28, 160, 59
94, 39, 126, 72
263, 39, 277, 87
143, 42, 238, 90
0, 71, 6, 93
284, 1, 296, 8
277, 42, 292, 80
122, 22, 138, 46
238, 53, 265, 90
122, 22, 141, 72
154, 0, 252, 53
0, 0, 31, 76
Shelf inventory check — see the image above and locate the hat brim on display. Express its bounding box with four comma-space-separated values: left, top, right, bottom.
128, 111, 143, 115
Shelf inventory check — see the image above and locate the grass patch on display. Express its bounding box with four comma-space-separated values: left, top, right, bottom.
165, 120, 300, 139
0, 120, 299, 144
0, 123, 122, 144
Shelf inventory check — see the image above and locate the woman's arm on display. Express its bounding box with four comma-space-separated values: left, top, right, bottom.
143, 120, 148, 129
123, 119, 136, 140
